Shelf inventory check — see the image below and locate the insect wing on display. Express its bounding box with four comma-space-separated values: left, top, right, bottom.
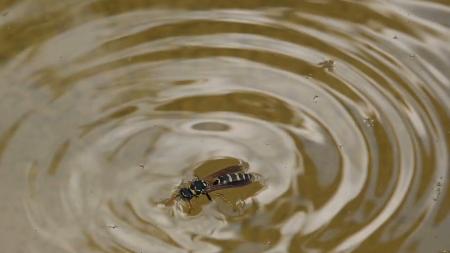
203, 163, 249, 182
206, 179, 253, 192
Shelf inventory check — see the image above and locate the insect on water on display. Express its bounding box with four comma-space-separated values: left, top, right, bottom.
167, 161, 260, 212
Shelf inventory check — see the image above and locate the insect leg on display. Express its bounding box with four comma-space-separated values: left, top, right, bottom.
187, 200, 192, 214
213, 193, 236, 211
163, 193, 179, 206
205, 192, 212, 201
236, 199, 246, 214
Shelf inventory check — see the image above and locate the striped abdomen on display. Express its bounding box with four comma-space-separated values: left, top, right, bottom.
212, 172, 254, 186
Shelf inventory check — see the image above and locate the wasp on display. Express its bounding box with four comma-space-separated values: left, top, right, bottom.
170, 161, 259, 209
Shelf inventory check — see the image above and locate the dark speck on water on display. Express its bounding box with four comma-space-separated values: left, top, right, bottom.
313, 95, 319, 103
318, 59, 335, 72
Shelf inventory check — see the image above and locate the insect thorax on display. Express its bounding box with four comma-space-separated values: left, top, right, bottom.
190, 179, 207, 194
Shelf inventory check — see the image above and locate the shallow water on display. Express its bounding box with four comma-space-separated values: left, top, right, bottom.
1, 1, 449, 252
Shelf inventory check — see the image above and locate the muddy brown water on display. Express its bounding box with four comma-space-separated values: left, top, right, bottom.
1, 1, 449, 252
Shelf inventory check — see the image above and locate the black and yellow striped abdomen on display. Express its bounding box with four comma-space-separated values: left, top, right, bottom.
212, 172, 254, 186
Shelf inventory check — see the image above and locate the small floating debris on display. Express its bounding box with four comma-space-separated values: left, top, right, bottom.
313, 95, 319, 103
363, 118, 375, 127
318, 59, 335, 72
433, 177, 443, 201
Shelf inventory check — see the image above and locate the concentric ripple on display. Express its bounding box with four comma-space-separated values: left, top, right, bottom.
0, 1, 449, 253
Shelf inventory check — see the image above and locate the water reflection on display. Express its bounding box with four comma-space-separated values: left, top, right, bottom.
191, 121, 230, 131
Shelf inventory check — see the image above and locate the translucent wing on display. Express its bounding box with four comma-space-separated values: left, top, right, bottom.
203, 162, 249, 182
206, 178, 253, 192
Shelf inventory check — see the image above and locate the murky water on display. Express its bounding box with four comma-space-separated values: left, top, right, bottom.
1, 1, 449, 252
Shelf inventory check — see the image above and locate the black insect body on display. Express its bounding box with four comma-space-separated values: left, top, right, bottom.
176, 179, 208, 202
189, 179, 212, 200
179, 187, 195, 201
172, 162, 258, 206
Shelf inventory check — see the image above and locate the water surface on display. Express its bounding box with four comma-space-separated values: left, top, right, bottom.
0, 1, 449, 252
